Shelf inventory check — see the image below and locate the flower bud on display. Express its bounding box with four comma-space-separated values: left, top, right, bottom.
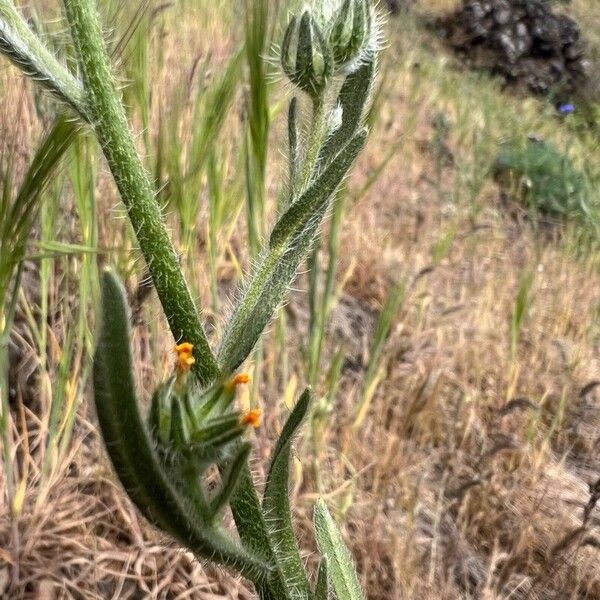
330, 0, 370, 69
281, 9, 333, 99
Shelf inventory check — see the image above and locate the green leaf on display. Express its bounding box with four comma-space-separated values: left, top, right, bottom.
0, 0, 88, 119
270, 129, 367, 249
262, 389, 313, 599
218, 129, 367, 374
314, 500, 364, 600
320, 58, 375, 163
315, 559, 329, 600
94, 270, 269, 582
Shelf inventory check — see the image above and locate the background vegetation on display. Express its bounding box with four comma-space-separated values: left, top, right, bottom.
1, 0, 600, 597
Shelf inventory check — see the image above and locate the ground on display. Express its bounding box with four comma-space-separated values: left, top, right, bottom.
1, 0, 600, 598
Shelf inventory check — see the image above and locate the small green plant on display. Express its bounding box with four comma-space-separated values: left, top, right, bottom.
493, 137, 593, 223
0, 0, 382, 597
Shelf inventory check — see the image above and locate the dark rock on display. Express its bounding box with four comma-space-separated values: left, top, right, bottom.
436, 0, 589, 97
493, 1, 512, 26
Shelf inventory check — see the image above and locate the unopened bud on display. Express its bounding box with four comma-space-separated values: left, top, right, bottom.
281, 9, 333, 99
330, 0, 370, 68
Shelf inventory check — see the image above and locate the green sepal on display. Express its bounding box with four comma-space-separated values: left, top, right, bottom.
190, 424, 247, 452
192, 383, 228, 422
315, 559, 329, 600
93, 270, 270, 582
262, 389, 313, 599
295, 11, 314, 87
330, 0, 368, 67
314, 500, 365, 600
280, 14, 297, 77
288, 97, 299, 197
281, 10, 332, 99
170, 396, 190, 448
191, 412, 245, 443
149, 377, 175, 445
210, 442, 252, 519
270, 129, 367, 250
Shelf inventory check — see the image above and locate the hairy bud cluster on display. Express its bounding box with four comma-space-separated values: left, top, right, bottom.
330, 0, 370, 68
281, 10, 333, 99
281, 0, 377, 97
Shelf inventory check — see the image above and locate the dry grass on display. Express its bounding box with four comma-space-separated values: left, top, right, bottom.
2, 1, 600, 599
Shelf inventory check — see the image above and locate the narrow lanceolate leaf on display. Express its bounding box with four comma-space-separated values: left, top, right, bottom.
270, 129, 367, 249
314, 500, 365, 600
218, 129, 367, 373
94, 270, 269, 582
315, 559, 329, 600
0, 0, 88, 119
262, 390, 313, 599
320, 58, 375, 163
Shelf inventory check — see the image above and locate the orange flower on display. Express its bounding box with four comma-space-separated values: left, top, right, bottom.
175, 342, 194, 355
174, 342, 195, 375
225, 373, 251, 392
240, 409, 262, 429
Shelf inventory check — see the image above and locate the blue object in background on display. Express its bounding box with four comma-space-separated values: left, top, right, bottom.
559, 103, 575, 114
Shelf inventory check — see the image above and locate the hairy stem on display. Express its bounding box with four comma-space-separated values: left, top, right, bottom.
61, 0, 219, 384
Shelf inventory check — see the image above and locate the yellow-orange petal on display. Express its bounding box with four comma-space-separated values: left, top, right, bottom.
175, 353, 196, 374
240, 409, 262, 428
175, 342, 194, 355
225, 373, 251, 392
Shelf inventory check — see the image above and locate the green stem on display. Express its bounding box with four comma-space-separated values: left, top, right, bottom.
61, 0, 219, 384
299, 96, 326, 191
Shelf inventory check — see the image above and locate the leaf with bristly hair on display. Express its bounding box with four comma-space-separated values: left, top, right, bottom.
314, 499, 365, 600
270, 129, 367, 250
0, 0, 87, 119
218, 129, 366, 374
320, 58, 375, 163
262, 389, 313, 598
93, 270, 270, 581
